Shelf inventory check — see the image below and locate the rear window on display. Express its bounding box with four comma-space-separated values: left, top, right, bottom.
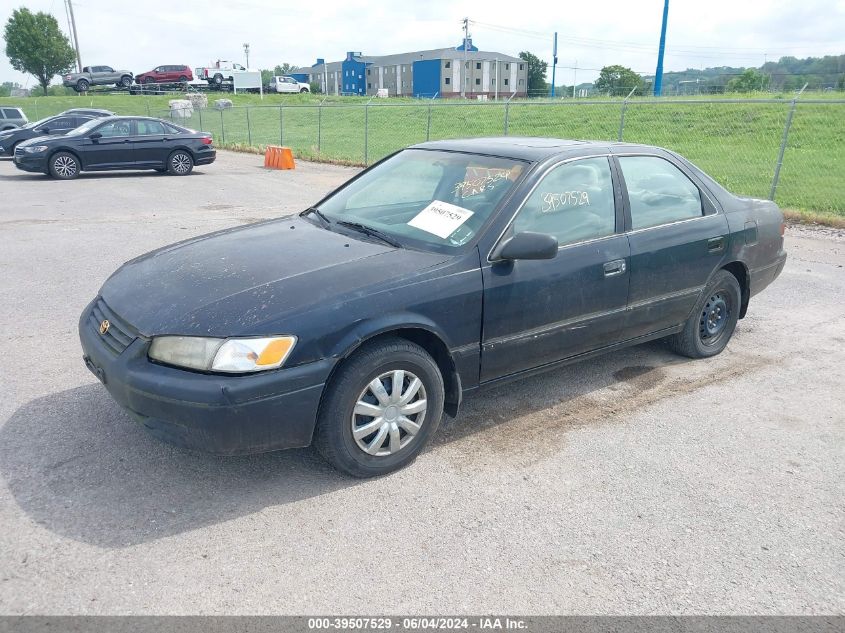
2, 108, 22, 119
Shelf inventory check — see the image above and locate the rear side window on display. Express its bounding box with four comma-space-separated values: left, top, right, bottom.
619, 156, 703, 230
513, 157, 616, 246
137, 120, 165, 135
2, 108, 22, 118
50, 117, 76, 129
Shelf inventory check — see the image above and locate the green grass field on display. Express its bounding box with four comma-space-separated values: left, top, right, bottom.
2, 92, 843, 217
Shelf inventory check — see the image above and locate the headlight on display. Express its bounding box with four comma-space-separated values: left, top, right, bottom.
22, 145, 48, 153
148, 335, 296, 373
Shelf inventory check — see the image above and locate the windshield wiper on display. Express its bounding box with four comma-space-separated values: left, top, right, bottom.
300, 206, 332, 226
336, 221, 403, 248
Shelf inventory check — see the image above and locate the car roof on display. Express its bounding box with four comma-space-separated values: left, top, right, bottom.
410, 137, 666, 162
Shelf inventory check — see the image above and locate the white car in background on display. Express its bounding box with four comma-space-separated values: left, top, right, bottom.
266, 76, 310, 93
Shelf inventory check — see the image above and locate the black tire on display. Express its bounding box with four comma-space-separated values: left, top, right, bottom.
167, 150, 193, 175
48, 151, 81, 180
120, 75, 132, 88
144, 76, 155, 84
300, 87, 308, 93
179, 75, 188, 83
314, 338, 445, 477
668, 269, 741, 359
213, 74, 223, 86
76, 79, 89, 92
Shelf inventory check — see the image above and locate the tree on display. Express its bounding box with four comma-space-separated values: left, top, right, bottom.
726, 68, 767, 93
518, 51, 547, 96
4, 8, 75, 96
594, 65, 644, 96
274, 63, 295, 76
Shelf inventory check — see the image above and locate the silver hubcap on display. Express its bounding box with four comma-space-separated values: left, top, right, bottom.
54, 156, 77, 177
172, 154, 191, 174
351, 370, 427, 457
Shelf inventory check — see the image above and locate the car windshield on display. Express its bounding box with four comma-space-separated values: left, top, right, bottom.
316, 149, 527, 251
22, 116, 52, 130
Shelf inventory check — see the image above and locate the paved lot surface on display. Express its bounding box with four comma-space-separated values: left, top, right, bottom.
0, 151, 842, 615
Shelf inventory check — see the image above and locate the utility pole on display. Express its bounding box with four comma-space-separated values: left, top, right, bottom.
572, 59, 577, 98
65, 0, 82, 73
550, 32, 557, 98
653, 0, 669, 96
461, 17, 469, 98
243, 43, 250, 68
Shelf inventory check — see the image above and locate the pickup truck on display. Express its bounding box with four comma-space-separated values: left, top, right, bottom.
63, 66, 134, 92
196, 61, 254, 87
266, 76, 310, 93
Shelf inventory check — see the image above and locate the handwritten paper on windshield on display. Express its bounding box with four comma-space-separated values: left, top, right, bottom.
408, 201, 474, 239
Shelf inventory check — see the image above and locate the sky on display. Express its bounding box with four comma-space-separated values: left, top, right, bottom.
2, 0, 844, 88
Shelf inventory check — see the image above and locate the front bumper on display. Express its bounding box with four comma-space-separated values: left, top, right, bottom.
13, 151, 48, 173
79, 298, 334, 455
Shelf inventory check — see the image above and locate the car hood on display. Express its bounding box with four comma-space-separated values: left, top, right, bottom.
100, 217, 450, 337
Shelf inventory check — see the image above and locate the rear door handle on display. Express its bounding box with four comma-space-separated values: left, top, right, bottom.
708, 236, 726, 253
603, 259, 626, 277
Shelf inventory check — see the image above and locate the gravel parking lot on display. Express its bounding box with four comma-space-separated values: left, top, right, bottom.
0, 150, 842, 615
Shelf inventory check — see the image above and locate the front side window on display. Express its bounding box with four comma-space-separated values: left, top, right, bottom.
618, 156, 703, 230
316, 149, 527, 251
96, 120, 132, 137
513, 157, 616, 246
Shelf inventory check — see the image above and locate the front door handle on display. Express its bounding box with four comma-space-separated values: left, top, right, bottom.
603, 259, 627, 277
708, 236, 726, 253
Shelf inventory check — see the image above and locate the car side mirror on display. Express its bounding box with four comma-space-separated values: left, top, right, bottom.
89, 132, 102, 141
493, 231, 558, 261
36, 127, 48, 134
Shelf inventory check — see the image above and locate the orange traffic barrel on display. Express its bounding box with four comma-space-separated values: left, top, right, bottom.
264, 145, 295, 170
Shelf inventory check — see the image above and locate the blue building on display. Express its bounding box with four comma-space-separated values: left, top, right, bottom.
290, 40, 529, 98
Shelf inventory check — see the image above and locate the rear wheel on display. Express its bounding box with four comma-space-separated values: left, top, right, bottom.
167, 150, 193, 175
49, 152, 81, 180
213, 73, 223, 86
668, 270, 741, 358
314, 338, 444, 477
76, 79, 89, 92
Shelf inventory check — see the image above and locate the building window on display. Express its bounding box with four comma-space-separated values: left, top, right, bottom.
445, 77, 451, 85
492, 78, 496, 85
476, 62, 481, 70
504, 78, 509, 86
367, 82, 372, 89
445, 61, 451, 68
505, 63, 509, 70
519, 79, 524, 85
465, 62, 469, 68
475, 78, 480, 85
367, 69, 371, 76
519, 64, 524, 70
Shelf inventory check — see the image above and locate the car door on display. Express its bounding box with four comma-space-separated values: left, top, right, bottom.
81, 119, 135, 168
480, 156, 631, 381
132, 119, 169, 166
614, 153, 730, 338
283, 77, 297, 93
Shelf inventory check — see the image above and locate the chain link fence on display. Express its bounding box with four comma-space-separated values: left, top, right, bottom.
18, 96, 845, 213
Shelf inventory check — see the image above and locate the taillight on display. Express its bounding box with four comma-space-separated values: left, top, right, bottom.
201, 136, 213, 145
780, 222, 786, 236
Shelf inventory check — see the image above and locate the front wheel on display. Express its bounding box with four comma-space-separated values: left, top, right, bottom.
49, 152, 81, 179
167, 150, 193, 175
120, 75, 132, 88
212, 73, 223, 86
668, 270, 741, 358
300, 87, 309, 93
314, 338, 445, 477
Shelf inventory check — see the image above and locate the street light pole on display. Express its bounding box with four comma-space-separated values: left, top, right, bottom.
243, 43, 250, 68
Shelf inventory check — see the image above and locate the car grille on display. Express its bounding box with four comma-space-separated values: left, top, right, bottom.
87, 297, 137, 354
